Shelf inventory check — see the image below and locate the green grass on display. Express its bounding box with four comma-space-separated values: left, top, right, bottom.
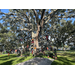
0, 54, 34, 65
51, 50, 75, 65
1, 50, 75, 65
0, 52, 53, 65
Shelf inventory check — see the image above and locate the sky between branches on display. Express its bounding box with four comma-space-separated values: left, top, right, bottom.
0, 9, 75, 45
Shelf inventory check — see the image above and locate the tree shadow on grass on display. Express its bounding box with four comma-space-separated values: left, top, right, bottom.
0, 55, 17, 60
52, 51, 75, 65
58, 53, 69, 56
57, 52, 75, 58
68, 54, 75, 58
51, 56, 75, 65
0, 59, 16, 65
17, 57, 25, 63
0, 58, 9, 60
0, 56, 8, 59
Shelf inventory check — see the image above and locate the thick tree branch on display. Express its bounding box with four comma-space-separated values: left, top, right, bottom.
36, 9, 45, 36
39, 9, 45, 25
45, 9, 59, 23
20, 28, 32, 31
13, 9, 30, 22
54, 15, 75, 18
0, 12, 33, 32
32, 9, 39, 25
0, 11, 30, 23
49, 9, 58, 16
0, 12, 15, 15
24, 13, 30, 22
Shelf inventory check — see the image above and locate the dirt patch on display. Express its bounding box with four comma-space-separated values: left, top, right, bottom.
17, 57, 54, 65
57, 52, 71, 56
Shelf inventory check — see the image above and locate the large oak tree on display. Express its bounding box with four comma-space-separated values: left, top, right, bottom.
0, 9, 75, 54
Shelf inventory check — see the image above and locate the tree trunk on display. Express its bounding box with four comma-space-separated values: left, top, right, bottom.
33, 25, 40, 56
33, 33, 39, 56
21, 50, 22, 56
23, 45, 26, 54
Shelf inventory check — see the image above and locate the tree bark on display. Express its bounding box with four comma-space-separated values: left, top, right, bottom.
21, 50, 22, 56
32, 9, 45, 55
33, 24, 40, 56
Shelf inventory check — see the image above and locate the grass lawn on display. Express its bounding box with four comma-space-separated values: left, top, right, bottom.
0, 54, 34, 65
1, 50, 75, 65
0, 51, 53, 65
51, 50, 75, 65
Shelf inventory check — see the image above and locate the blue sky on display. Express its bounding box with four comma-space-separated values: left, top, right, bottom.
0, 9, 9, 22
0, 9, 75, 31
0, 9, 75, 24
1, 9, 9, 13
1, 9, 73, 33
0, 9, 75, 32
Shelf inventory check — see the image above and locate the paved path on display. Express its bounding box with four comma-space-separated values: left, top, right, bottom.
17, 57, 54, 65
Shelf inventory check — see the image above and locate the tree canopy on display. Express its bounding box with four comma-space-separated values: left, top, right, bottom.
0, 9, 75, 51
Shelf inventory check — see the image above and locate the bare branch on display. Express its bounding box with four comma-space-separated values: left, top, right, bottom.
0, 11, 30, 23
49, 9, 58, 16
39, 9, 45, 26
20, 28, 32, 31
24, 13, 30, 22
17, 12, 31, 22
54, 15, 75, 18
10, 9, 30, 22
0, 12, 15, 15
32, 9, 39, 24
45, 16, 50, 24
45, 9, 58, 23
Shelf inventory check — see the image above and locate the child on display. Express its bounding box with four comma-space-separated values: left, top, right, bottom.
50, 46, 52, 51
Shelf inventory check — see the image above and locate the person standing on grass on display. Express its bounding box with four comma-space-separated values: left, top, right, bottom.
47, 47, 48, 50
54, 47, 57, 60
41, 47, 43, 52
50, 46, 52, 51
41, 47, 45, 55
